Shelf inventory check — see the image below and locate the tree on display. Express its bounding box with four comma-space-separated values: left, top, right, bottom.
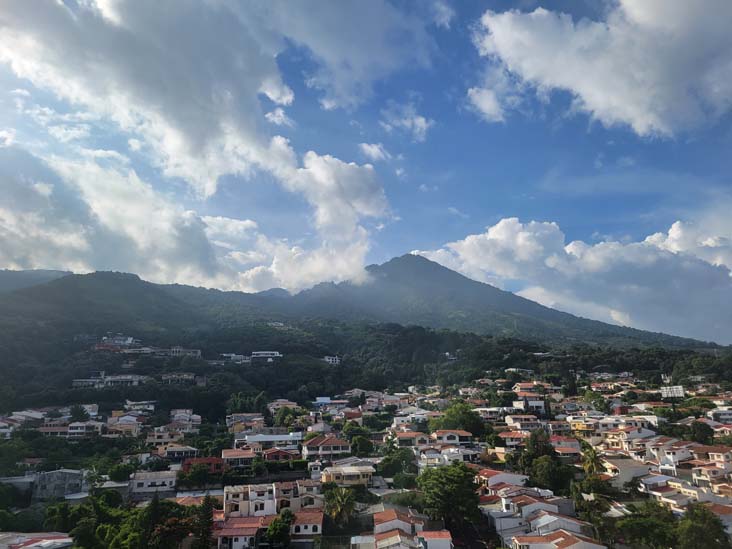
351, 435, 374, 457
70, 517, 103, 549
616, 501, 676, 549
509, 429, 556, 474
676, 503, 732, 549
581, 443, 603, 477
108, 463, 136, 482
187, 463, 211, 488
325, 487, 355, 528
267, 517, 290, 547
274, 407, 299, 428
428, 401, 483, 437
70, 404, 90, 422
342, 421, 369, 441
529, 455, 573, 493
44, 501, 72, 531
417, 462, 479, 528
192, 495, 214, 549
690, 421, 714, 445
377, 448, 416, 477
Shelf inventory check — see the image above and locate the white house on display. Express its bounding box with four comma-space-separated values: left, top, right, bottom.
129, 471, 177, 497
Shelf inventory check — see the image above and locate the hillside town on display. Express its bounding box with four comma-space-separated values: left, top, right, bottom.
3, 342, 732, 549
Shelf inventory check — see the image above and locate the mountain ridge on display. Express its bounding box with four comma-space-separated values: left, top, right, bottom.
0, 254, 715, 349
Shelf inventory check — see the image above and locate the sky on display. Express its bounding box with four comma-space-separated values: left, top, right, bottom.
2, 0, 732, 343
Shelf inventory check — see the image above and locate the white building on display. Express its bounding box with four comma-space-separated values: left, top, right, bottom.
129, 471, 177, 496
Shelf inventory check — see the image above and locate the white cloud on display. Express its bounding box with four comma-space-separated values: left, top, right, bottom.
358, 142, 391, 162
472, 1, 732, 135
0, 146, 379, 293
380, 100, 434, 142
265, 108, 294, 127
467, 87, 504, 123
0, 1, 413, 292
257, 1, 433, 110
419, 216, 732, 343
0, 129, 15, 146
0, 0, 430, 197
447, 206, 469, 219
432, 0, 455, 29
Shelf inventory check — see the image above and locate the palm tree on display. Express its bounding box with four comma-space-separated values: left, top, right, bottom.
325, 487, 355, 528
581, 443, 603, 477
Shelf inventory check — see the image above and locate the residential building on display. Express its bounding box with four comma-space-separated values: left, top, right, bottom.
302, 434, 351, 461
321, 465, 374, 487
222, 449, 256, 470
429, 430, 472, 446
129, 471, 177, 498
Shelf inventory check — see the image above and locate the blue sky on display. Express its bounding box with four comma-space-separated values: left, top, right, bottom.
2, 0, 732, 342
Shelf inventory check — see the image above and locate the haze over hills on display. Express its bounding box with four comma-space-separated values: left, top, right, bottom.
0, 254, 713, 350
0, 269, 70, 293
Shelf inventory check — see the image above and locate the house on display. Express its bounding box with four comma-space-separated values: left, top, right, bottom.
513, 396, 547, 415
498, 431, 531, 448
302, 434, 351, 460
525, 511, 595, 538
182, 457, 227, 475
601, 458, 653, 490
160, 444, 199, 461
235, 432, 302, 451
129, 470, 177, 498
323, 355, 341, 366
373, 508, 424, 535
146, 426, 183, 447
505, 415, 542, 431
602, 426, 655, 453
511, 529, 606, 549
0, 533, 73, 548
222, 449, 256, 470
321, 465, 374, 487
263, 448, 299, 462
250, 351, 283, 363
374, 529, 420, 549
476, 469, 529, 490
430, 430, 472, 446
65, 421, 104, 438
225, 483, 277, 517
32, 469, 86, 501
267, 399, 299, 415
392, 432, 430, 448
224, 481, 324, 518
214, 510, 323, 548
417, 531, 453, 549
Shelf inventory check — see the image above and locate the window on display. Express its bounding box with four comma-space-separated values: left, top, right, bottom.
295, 526, 301, 533
313, 525, 318, 533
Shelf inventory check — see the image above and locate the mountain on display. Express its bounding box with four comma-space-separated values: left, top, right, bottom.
282, 254, 708, 347
0, 269, 70, 293
0, 254, 713, 353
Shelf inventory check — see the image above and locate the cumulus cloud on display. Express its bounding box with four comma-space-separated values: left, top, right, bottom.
0, 146, 378, 293
0, 0, 431, 197
432, 0, 455, 29
0, 0, 414, 292
380, 100, 434, 142
418, 217, 732, 343
265, 108, 294, 127
472, 1, 732, 135
359, 142, 391, 162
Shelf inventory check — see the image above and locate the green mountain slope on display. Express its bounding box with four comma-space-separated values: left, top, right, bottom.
0, 255, 714, 355
284, 254, 708, 347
